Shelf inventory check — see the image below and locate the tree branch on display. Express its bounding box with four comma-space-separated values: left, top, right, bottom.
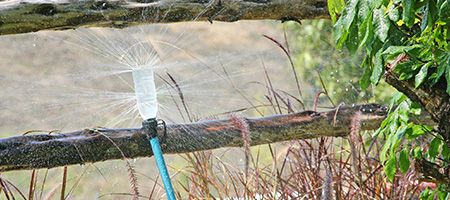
415, 158, 450, 184
0, 103, 435, 172
0, 0, 330, 36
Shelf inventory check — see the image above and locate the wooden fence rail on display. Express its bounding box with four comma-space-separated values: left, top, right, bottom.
0, 103, 435, 172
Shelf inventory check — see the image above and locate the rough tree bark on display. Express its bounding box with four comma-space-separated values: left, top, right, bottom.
0, 103, 435, 172
0, 0, 329, 35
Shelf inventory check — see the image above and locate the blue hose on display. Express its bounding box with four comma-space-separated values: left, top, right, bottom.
150, 137, 176, 200
143, 118, 176, 200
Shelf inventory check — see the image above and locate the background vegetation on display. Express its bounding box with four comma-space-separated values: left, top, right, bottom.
0, 7, 438, 200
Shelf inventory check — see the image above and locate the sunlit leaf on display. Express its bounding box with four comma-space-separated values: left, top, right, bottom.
328, 0, 339, 23
412, 147, 422, 159
406, 125, 425, 140
420, 187, 431, 199
415, 62, 430, 88
337, 30, 349, 50
333, 18, 345, 43
388, 4, 400, 21
370, 49, 383, 85
437, 191, 449, 200
385, 154, 397, 181
409, 102, 422, 115
341, 0, 359, 31
358, 10, 374, 48
392, 125, 407, 152
373, 8, 390, 42
399, 148, 410, 174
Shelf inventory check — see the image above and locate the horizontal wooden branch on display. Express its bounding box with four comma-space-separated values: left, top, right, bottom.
0, 103, 436, 172
0, 0, 330, 36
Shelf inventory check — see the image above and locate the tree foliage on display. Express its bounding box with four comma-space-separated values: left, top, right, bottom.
332, 0, 450, 197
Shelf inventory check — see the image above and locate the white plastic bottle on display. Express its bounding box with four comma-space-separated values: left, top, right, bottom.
132, 67, 158, 119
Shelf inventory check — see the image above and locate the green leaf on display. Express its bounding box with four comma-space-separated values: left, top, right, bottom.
328, 0, 338, 23
333, 17, 345, 43
388, 4, 400, 21
392, 125, 407, 152
357, 0, 371, 25
409, 102, 422, 115
345, 21, 360, 53
437, 191, 450, 200
385, 154, 397, 181
337, 30, 349, 50
421, 0, 437, 32
442, 142, 450, 159
415, 62, 430, 88
430, 63, 447, 86
360, 56, 372, 91
402, 0, 415, 28
359, 10, 374, 48
439, 0, 450, 18
328, 0, 345, 23
373, 8, 390, 42
374, 0, 388, 8
341, 0, 359, 31
446, 63, 450, 95
412, 147, 422, 159
399, 148, 410, 174
429, 137, 442, 158
382, 45, 423, 58
370, 49, 384, 85
420, 187, 431, 199
407, 125, 431, 140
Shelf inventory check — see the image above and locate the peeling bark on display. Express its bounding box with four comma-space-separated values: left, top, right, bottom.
0, 103, 434, 172
0, 0, 330, 36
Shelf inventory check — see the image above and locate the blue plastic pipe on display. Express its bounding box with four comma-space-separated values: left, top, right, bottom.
149, 137, 176, 200
142, 118, 176, 200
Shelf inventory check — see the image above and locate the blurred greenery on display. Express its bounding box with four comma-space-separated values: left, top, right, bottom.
285, 19, 396, 107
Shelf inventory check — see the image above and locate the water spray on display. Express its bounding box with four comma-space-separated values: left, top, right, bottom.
133, 67, 176, 200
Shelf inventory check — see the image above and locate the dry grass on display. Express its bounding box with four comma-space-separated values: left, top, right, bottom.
0, 21, 429, 199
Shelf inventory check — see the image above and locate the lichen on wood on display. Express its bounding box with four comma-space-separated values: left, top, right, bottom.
0, 0, 330, 36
